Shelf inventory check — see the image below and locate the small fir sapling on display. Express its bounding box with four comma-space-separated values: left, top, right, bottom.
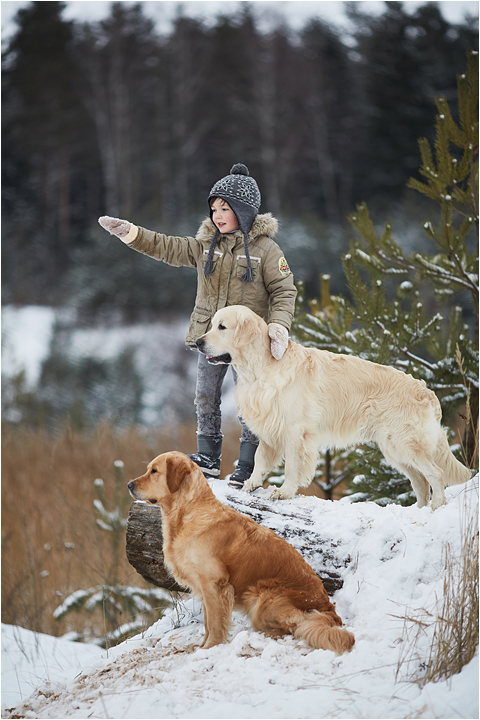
292, 51, 478, 505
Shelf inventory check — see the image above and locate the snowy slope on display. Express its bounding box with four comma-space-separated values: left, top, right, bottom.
1, 625, 106, 711
2, 475, 478, 720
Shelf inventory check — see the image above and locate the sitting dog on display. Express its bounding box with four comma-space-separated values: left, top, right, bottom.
128, 451, 354, 654
196, 305, 470, 508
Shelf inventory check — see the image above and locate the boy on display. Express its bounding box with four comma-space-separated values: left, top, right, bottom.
99, 163, 296, 487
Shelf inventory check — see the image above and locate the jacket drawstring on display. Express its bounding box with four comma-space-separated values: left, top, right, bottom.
204, 229, 220, 276
204, 229, 254, 282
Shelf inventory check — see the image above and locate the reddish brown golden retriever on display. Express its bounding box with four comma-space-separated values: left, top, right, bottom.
128, 451, 354, 654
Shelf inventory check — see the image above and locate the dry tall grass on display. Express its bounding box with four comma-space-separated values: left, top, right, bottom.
396, 486, 479, 686
419, 529, 478, 686
1, 420, 243, 639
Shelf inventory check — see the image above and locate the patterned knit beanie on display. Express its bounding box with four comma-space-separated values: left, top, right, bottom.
205, 163, 261, 282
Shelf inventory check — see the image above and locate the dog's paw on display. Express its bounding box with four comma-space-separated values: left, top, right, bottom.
243, 478, 261, 493
269, 487, 295, 501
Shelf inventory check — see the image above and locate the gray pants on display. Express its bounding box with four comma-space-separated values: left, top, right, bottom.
195, 352, 258, 445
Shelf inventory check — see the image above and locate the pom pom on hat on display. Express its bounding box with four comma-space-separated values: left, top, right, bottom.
230, 163, 249, 176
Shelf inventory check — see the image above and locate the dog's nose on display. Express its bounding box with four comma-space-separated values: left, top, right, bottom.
127, 480, 135, 495
196, 337, 205, 350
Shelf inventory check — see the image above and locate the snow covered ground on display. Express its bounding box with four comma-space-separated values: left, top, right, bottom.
2, 475, 478, 719
1, 305, 56, 388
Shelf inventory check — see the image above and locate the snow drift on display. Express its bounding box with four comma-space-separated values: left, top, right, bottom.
2, 474, 478, 719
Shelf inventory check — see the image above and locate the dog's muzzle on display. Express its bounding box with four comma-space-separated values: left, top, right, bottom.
196, 337, 232, 365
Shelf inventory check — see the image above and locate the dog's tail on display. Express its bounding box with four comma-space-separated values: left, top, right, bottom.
435, 430, 472, 487
294, 610, 355, 655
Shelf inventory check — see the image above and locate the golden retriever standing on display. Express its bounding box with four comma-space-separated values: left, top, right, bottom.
196, 305, 470, 509
128, 451, 355, 654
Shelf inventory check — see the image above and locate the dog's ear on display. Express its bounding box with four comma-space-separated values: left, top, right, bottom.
234, 314, 262, 346
166, 454, 191, 494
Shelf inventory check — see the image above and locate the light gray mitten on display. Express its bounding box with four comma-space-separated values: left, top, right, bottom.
98, 216, 132, 239
268, 323, 289, 360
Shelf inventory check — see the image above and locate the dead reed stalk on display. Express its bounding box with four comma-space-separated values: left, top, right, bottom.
396, 486, 479, 686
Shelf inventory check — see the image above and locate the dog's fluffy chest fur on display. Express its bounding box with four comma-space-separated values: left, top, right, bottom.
160, 499, 231, 594
233, 357, 307, 444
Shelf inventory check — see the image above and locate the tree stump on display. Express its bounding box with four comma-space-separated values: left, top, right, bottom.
126, 489, 351, 596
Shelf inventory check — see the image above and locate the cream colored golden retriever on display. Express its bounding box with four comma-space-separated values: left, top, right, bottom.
128, 451, 354, 654
196, 305, 470, 509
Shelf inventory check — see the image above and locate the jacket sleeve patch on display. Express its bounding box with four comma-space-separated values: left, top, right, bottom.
278, 257, 291, 276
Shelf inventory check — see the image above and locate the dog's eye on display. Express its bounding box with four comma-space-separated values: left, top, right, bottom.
149, 498, 157, 504
150, 468, 157, 474
218, 323, 226, 330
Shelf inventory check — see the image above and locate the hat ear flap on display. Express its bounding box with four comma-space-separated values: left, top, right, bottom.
166, 454, 191, 494
234, 314, 262, 346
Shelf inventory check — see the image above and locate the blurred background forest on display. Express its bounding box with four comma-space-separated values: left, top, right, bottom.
1, 1, 478, 641
2, 0, 478, 311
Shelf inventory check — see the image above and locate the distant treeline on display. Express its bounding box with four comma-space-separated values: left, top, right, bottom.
2, 1, 478, 308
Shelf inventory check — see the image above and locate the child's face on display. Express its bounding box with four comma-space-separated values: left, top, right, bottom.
210, 198, 239, 234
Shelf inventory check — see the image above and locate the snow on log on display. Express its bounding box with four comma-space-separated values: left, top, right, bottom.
126, 486, 349, 595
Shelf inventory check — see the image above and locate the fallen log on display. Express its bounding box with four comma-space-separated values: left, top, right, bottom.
126, 501, 185, 593
126, 487, 351, 596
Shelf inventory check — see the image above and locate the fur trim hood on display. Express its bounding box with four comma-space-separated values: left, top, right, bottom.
196, 213, 279, 244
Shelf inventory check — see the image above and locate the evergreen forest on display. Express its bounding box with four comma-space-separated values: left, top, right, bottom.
2, 0, 478, 313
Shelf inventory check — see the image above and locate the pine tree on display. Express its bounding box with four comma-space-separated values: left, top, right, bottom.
293, 51, 478, 505
2, 1, 88, 292
348, 1, 478, 199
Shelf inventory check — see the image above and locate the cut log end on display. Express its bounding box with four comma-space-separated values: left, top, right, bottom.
125, 501, 186, 593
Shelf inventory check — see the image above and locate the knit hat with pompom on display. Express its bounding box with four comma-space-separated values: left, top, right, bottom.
205, 163, 261, 282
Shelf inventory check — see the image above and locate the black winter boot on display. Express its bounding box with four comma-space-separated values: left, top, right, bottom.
227, 442, 258, 488
188, 434, 222, 478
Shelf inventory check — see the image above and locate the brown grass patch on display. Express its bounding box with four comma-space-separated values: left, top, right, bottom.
1, 420, 242, 639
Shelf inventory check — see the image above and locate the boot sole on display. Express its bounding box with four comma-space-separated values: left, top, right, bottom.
200, 468, 221, 478
227, 477, 245, 488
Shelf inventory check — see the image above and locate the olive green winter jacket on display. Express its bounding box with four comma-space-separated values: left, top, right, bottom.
125, 213, 297, 347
